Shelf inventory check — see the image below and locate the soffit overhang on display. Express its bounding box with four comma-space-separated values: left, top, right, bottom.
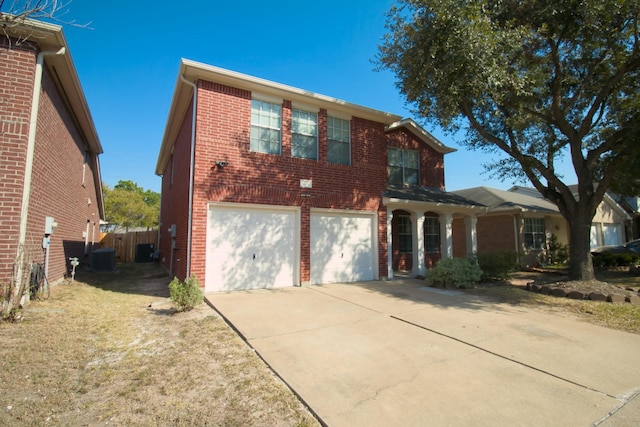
156, 58, 403, 175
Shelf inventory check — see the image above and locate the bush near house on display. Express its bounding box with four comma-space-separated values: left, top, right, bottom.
169, 275, 204, 312
425, 257, 483, 289
542, 234, 570, 266
592, 252, 640, 268
476, 251, 519, 281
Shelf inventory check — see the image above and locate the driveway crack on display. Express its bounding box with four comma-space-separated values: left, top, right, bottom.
390, 315, 619, 400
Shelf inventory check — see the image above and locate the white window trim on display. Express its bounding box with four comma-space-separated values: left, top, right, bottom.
292, 108, 319, 160
251, 98, 282, 155
388, 147, 420, 186
327, 115, 351, 165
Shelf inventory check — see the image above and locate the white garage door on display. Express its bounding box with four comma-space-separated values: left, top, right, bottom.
206, 204, 299, 292
310, 211, 376, 285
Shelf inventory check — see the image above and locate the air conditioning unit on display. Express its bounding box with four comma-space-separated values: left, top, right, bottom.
91, 248, 115, 272
135, 243, 155, 263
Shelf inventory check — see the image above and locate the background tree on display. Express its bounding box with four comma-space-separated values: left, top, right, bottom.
377, 0, 640, 282
103, 180, 159, 232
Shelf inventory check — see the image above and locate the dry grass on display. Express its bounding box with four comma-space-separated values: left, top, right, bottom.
0, 263, 319, 426
468, 269, 640, 334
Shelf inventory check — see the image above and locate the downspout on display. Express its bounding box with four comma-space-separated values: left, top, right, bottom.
179, 74, 197, 279
16, 47, 66, 286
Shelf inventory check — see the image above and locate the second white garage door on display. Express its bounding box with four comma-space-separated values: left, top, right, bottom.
206, 204, 299, 292
310, 210, 377, 285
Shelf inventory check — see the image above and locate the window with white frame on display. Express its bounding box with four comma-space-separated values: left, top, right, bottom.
250, 99, 281, 154
292, 109, 318, 159
524, 217, 546, 250
388, 147, 419, 186
398, 215, 412, 253
424, 216, 440, 253
327, 116, 350, 165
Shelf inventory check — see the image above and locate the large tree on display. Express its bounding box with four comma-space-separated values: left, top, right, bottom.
377, 0, 640, 281
103, 181, 159, 232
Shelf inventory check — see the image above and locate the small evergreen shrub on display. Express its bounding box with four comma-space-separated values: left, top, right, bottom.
424, 257, 483, 289
543, 234, 570, 266
169, 275, 203, 312
476, 251, 519, 281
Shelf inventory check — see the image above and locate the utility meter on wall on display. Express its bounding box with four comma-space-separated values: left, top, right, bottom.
44, 216, 58, 235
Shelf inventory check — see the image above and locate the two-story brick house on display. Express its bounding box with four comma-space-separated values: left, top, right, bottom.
155, 60, 484, 292
0, 18, 104, 289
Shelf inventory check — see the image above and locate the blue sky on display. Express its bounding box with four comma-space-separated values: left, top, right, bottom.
57, 0, 574, 193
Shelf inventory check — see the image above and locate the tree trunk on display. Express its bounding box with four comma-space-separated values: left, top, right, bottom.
567, 214, 596, 281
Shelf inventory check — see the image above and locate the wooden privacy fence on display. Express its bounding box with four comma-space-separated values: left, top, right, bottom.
99, 230, 159, 264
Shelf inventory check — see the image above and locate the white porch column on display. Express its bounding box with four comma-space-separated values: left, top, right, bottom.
412, 212, 426, 276
440, 213, 454, 258
386, 208, 394, 280
465, 215, 478, 256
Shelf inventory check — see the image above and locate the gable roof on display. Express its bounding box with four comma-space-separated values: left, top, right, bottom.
385, 119, 456, 155
156, 59, 455, 175
509, 185, 632, 220
453, 186, 561, 215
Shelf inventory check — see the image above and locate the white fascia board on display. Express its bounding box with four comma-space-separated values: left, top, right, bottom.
385, 119, 456, 154
4, 17, 103, 154
181, 59, 402, 124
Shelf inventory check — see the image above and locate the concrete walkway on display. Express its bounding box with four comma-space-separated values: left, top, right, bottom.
206, 279, 640, 426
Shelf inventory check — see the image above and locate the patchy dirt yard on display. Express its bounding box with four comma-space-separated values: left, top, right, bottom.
0, 263, 319, 426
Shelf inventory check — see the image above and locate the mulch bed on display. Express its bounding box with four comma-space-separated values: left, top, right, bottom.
525, 275, 640, 304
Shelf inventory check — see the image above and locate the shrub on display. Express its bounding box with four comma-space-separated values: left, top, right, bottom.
475, 251, 519, 281
592, 252, 640, 268
169, 275, 203, 312
424, 257, 483, 289
543, 234, 569, 266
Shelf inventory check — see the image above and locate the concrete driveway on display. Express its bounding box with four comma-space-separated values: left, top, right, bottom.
206, 279, 640, 426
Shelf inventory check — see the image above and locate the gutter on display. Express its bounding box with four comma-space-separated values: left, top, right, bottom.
179, 74, 197, 278
16, 47, 66, 284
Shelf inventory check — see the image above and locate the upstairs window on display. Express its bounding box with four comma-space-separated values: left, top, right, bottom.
251, 99, 281, 154
327, 116, 350, 165
424, 217, 440, 253
398, 215, 412, 253
524, 217, 546, 250
388, 147, 419, 186
292, 109, 318, 159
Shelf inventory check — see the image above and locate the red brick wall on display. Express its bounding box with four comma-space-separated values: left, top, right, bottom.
160, 79, 447, 284
1, 40, 102, 284
158, 99, 194, 280
476, 215, 517, 253
385, 127, 445, 189
0, 41, 35, 283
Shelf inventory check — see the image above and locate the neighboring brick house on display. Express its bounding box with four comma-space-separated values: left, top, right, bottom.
452, 187, 567, 267
0, 19, 104, 288
452, 186, 632, 267
509, 186, 633, 249
155, 60, 484, 292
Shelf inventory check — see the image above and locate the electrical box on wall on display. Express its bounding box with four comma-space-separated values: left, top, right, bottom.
169, 224, 177, 238
44, 216, 58, 235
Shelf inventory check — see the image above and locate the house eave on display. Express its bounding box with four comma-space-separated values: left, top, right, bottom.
382, 196, 488, 216
156, 58, 404, 175
385, 119, 456, 155
2, 16, 103, 156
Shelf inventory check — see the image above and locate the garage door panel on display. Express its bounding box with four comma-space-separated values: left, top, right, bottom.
311, 212, 375, 285
206, 206, 297, 292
